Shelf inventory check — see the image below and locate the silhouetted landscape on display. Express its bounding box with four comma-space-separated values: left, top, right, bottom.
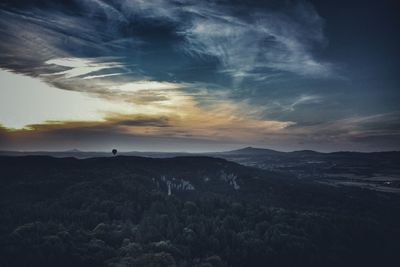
1, 150, 400, 266
1, 0, 399, 266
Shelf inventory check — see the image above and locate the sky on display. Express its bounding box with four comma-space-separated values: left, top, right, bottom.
0, 0, 399, 152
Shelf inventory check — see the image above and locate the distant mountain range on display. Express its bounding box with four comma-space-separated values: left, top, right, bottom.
1, 146, 399, 158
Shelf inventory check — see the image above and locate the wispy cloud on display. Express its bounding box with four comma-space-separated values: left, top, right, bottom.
179, 1, 332, 83
5, 1, 394, 152
44, 57, 126, 79
0, 1, 333, 84
281, 95, 323, 112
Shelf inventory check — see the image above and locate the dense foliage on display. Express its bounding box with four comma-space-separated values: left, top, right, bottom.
0, 156, 399, 267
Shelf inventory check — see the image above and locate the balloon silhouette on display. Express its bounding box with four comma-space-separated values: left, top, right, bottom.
112, 149, 117, 156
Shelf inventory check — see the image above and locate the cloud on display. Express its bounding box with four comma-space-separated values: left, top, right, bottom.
280, 94, 323, 112
109, 80, 187, 92
0, 106, 295, 151
0, 1, 333, 86
0, 69, 132, 129
2, 111, 399, 152
115, 117, 170, 127
44, 57, 126, 79
274, 112, 400, 151
0, 121, 242, 152
7, 1, 392, 152
179, 1, 332, 83
0, 66, 295, 145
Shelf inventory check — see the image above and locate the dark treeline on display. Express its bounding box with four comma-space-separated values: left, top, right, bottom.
0, 156, 399, 267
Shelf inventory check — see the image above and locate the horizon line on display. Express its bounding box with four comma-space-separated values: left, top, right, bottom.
1, 146, 399, 154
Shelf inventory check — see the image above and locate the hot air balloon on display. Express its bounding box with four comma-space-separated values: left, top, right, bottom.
112, 149, 117, 156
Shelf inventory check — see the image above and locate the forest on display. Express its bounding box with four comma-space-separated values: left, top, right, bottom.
0, 155, 399, 267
